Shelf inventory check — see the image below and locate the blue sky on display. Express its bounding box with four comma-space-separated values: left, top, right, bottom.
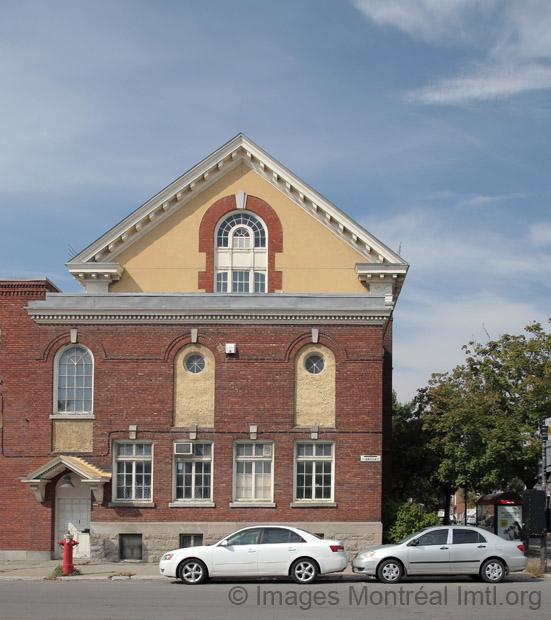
1, 0, 549, 402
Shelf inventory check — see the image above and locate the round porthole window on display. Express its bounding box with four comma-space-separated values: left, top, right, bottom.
305, 354, 325, 375
184, 353, 206, 374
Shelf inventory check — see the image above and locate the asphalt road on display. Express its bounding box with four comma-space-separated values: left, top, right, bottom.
0, 575, 549, 620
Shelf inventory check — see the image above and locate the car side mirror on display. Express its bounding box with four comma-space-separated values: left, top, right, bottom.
407, 539, 419, 547
220, 540, 228, 547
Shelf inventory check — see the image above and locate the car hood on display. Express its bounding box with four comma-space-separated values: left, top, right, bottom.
355, 543, 402, 555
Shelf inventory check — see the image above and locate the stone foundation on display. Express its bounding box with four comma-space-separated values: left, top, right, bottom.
91, 521, 382, 562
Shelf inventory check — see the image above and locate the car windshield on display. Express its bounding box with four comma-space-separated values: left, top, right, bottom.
397, 529, 428, 544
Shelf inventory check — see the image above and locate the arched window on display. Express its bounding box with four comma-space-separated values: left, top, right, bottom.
55, 345, 94, 414
214, 212, 267, 293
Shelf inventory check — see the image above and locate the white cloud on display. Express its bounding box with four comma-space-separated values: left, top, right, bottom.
352, 0, 486, 43
529, 222, 551, 247
393, 290, 548, 402
406, 63, 551, 104
354, 0, 551, 104
362, 200, 551, 402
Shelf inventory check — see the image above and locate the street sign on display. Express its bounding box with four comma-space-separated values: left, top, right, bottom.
360, 455, 381, 462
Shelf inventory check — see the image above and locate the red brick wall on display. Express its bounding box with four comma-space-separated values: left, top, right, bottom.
1, 282, 385, 552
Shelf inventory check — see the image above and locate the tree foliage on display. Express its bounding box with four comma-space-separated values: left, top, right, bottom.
417, 321, 551, 494
390, 393, 443, 508
387, 503, 441, 543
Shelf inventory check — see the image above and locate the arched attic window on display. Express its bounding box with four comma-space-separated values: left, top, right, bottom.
214, 212, 267, 293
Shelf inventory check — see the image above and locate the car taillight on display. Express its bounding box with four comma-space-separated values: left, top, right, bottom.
517, 544, 525, 554
330, 545, 344, 552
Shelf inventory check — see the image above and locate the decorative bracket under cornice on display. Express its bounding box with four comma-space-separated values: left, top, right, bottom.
66, 263, 124, 293
25, 479, 47, 503
355, 263, 409, 306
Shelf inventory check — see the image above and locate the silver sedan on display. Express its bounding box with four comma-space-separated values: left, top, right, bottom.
352, 525, 527, 583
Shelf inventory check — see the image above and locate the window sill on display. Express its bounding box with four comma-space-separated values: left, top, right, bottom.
229, 502, 276, 509
290, 502, 337, 508
50, 413, 95, 420
108, 501, 156, 508
168, 501, 216, 508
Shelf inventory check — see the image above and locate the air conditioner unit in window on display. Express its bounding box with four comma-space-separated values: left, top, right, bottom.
263, 444, 272, 457
174, 442, 194, 456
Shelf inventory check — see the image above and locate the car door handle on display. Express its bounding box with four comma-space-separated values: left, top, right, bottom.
440, 546, 449, 550
247, 548, 256, 553
477, 545, 487, 548
288, 546, 297, 551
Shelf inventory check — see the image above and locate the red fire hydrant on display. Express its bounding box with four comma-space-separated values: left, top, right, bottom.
58, 533, 79, 575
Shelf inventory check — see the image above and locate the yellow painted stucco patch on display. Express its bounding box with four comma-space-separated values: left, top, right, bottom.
110, 165, 369, 294
295, 344, 335, 427
174, 345, 215, 427
52, 420, 94, 453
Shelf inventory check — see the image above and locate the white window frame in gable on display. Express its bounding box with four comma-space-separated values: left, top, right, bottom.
214, 211, 268, 294
50, 344, 95, 419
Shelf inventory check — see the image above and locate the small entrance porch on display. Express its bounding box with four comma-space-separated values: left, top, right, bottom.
20, 455, 111, 559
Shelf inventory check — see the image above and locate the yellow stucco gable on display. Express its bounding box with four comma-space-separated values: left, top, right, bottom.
110, 164, 369, 295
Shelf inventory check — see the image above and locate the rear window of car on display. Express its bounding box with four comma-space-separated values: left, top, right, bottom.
452, 529, 486, 544
261, 528, 305, 544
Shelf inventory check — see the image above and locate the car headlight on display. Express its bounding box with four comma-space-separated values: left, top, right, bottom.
355, 551, 376, 560
161, 553, 174, 562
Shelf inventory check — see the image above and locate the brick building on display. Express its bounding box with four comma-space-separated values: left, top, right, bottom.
0, 134, 408, 561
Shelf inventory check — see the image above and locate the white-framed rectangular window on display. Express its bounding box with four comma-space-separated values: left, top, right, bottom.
174, 442, 213, 502
232, 270, 250, 292
216, 272, 228, 292
254, 272, 266, 293
114, 442, 153, 502
233, 442, 273, 503
294, 442, 334, 502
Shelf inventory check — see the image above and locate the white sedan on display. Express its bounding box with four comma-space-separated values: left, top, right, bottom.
352, 525, 527, 583
159, 525, 348, 584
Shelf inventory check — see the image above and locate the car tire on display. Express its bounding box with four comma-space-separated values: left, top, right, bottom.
480, 559, 505, 583
178, 559, 208, 585
290, 558, 319, 584
376, 559, 403, 584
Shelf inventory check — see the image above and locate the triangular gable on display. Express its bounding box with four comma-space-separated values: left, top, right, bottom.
66, 134, 408, 293
20, 456, 111, 503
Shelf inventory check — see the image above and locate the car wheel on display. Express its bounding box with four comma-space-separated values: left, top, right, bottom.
290, 558, 319, 584
377, 559, 403, 584
480, 559, 505, 583
178, 559, 208, 584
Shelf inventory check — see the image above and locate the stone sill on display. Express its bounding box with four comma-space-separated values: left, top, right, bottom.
229, 502, 276, 509
168, 501, 216, 508
108, 502, 156, 508
290, 502, 337, 508
50, 414, 95, 420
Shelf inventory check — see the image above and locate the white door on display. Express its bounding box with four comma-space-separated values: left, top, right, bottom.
56, 473, 91, 559
57, 498, 91, 559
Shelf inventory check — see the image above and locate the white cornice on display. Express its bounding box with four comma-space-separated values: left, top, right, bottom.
27, 293, 393, 326
67, 134, 408, 274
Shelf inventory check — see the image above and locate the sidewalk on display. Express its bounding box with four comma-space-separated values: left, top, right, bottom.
0, 559, 165, 581
0, 559, 358, 582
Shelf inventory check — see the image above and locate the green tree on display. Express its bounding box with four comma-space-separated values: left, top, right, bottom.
418, 321, 550, 499
387, 503, 441, 542
390, 393, 442, 508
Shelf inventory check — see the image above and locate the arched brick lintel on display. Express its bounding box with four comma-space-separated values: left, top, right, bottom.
198, 195, 283, 293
